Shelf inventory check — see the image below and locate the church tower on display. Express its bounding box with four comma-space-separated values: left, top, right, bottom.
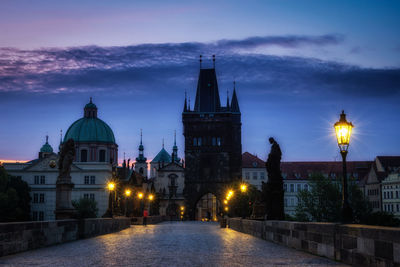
182, 56, 242, 220
135, 130, 148, 177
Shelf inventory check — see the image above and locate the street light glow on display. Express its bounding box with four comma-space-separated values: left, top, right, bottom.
240, 184, 247, 192
107, 182, 115, 191
148, 194, 154, 201
125, 189, 131, 197
138, 192, 144, 199
334, 110, 354, 152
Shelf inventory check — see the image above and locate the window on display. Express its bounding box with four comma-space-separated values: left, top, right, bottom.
90, 193, 95, 200
284, 198, 287, 207
39, 211, 44, 221
290, 184, 294, 192
198, 137, 202, 146
84, 176, 89, 184
34, 176, 39, 184
84, 193, 89, 199
193, 138, 197, 146
245, 172, 250, 180
217, 137, 221, 146
32, 211, 38, 221
139, 167, 144, 175
384, 192, 387, 199
40, 176, 45, 184
33, 193, 38, 203
90, 176, 95, 184
284, 184, 287, 192
290, 198, 294, 206
391, 191, 394, 199
212, 137, 216, 146
99, 150, 106, 162
39, 193, 45, 203
260, 172, 265, 180
252, 172, 258, 180
81, 149, 88, 162
304, 184, 309, 191
397, 191, 399, 198
297, 184, 301, 192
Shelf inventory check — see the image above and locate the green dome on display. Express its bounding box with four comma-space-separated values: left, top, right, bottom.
40, 142, 53, 153
64, 117, 115, 143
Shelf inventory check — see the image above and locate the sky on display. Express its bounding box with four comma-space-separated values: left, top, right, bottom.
0, 0, 399, 164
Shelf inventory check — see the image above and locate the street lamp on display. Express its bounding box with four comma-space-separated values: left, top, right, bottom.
107, 181, 116, 217
334, 110, 354, 223
240, 183, 247, 193
124, 189, 131, 217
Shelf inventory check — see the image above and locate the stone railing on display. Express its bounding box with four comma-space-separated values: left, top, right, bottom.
227, 218, 400, 267
130, 215, 165, 225
0, 217, 131, 257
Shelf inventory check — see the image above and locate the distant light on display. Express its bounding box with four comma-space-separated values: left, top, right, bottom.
240, 184, 247, 192
138, 192, 144, 199
148, 194, 154, 201
107, 182, 115, 191
125, 189, 131, 197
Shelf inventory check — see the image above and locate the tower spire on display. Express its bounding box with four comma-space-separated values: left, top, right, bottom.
183, 91, 188, 112
162, 138, 164, 148
212, 55, 215, 69
231, 81, 240, 113
188, 97, 191, 111
136, 129, 147, 163
140, 129, 143, 145
199, 55, 202, 69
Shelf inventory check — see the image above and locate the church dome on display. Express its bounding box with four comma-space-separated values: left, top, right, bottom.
40, 136, 53, 153
63, 99, 116, 144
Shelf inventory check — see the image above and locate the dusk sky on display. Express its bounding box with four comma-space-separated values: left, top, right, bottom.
0, 0, 399, 164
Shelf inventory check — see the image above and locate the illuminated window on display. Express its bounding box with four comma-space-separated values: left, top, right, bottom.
217, 137, 221, 146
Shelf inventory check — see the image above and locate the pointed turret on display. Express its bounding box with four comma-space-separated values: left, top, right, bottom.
172, 130, 180, 163
183, 91, 188, 112
194, 57, 221, 112
231, 82, 240, 113
226, 89, 230, 110
136, 129, 147, 163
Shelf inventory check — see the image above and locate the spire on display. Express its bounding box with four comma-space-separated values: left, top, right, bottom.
188, 97, 191, 111
193, 58, 221, 112
162, 138, 164, 148
226, 89, 230, 109
183, 91, 188, 112
136, 129, 147, 163
212, 55, 215, 68
60, 129, 63, 145
46, 135, 49, 144
231, 81, 240, 113
174, 130, 177, 146
172, 130, 180, 163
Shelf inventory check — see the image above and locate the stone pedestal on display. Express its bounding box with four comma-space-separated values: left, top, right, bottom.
263, 179, 284, 220
55, 176, 75, 220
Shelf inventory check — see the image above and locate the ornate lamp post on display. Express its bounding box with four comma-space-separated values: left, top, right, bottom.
334, 110, 354, 223
124, 189, 131, 217
107, 182, 115, 217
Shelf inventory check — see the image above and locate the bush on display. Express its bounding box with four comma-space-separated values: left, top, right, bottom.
72, 198, 98, 219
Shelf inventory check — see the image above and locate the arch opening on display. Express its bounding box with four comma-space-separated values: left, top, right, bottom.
195, 193, 220, 221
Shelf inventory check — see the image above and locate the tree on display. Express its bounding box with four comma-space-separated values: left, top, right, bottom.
295, 173, 371, 223
227, 181, 260, 218
72, 198, 98, 219
0, 166, 31, 222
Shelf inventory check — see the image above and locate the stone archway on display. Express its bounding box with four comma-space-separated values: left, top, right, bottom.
195, 193, 221, 221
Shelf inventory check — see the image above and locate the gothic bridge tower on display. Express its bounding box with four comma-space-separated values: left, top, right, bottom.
182, 56, 242, 220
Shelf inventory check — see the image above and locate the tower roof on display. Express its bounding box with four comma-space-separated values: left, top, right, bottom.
151, 148, 172, 163
231, 85, 240, 113
194, 68, 221, 112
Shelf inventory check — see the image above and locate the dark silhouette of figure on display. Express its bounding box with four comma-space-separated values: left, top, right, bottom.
263, 137, 285, 220
58, 138, 75, 178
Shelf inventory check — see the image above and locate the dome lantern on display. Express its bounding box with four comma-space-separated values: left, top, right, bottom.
84, 97, 98, 118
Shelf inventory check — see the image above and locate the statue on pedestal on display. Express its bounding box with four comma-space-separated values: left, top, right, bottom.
55, 138, 76, 219
263, 137, 285, 220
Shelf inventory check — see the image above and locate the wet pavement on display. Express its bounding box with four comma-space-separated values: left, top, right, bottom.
0, 221, 348, 267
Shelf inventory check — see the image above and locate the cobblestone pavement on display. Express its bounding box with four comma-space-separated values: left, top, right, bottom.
0, 221, 349, 267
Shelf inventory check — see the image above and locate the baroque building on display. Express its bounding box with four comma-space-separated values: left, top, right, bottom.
183, 59, 242, 220
4, 99, 117, 220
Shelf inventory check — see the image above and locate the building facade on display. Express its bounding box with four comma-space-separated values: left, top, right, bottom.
242, 152, 268, 190
4, 99, 117, 220
183, 62, 242, 220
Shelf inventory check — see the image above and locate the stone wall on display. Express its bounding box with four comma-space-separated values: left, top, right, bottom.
0, 217, 130, 257
227, 218, 400, 267
130, 216, 165, 225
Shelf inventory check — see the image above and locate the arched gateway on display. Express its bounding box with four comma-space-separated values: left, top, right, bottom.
195, 193, 221, 221
182, 60, 242, 220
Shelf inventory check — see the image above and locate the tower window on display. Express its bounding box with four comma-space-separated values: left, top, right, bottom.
81, 149, 88, 162
198, 137, 202, 146
217, 137, 221, 146
193, 138, 197, 146
212, 137, 216, 146
99, 150, 106, 162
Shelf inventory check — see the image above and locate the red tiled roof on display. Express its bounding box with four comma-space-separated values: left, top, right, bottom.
242, 152, 265, 168
280, 161, 372, 180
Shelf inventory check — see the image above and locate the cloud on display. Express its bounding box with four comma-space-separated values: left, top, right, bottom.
0, 34, 399, 99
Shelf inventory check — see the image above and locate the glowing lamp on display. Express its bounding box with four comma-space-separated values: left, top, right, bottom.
148, 194, 154, 201
180, 206, 184, 211
224, 207, 229, 211
107, 182, 115, 191
224, 199, 228, 204
240, 184, 247, 193
125, 189, 131, 197
137, 192, 144, 199
334, 110, 354, 152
